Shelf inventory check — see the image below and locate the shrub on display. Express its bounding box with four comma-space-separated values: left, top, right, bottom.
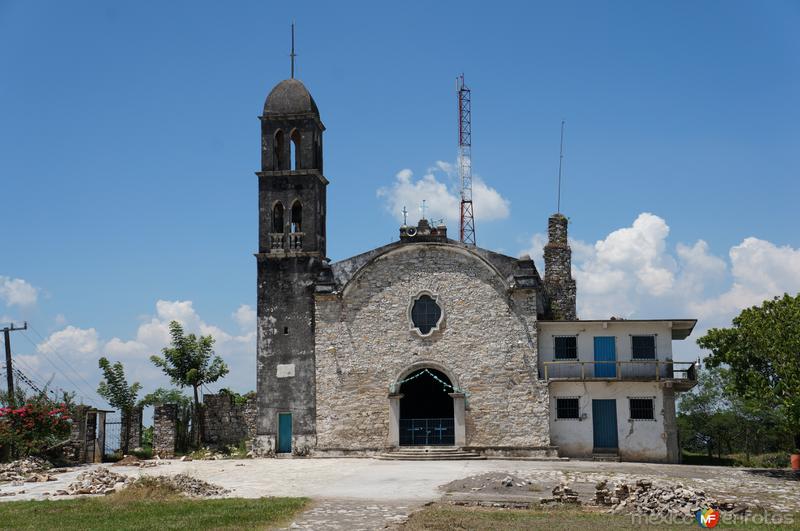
0, 402, 71, 457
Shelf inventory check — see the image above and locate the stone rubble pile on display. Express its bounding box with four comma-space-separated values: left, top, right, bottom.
56, 467, 130, 496
540, 482, 581, 505
594, 479, 747, 517
499, 475, 529, 488
162, 473, 230, 497
0, 457, 59, 483
111, 455, 165, 469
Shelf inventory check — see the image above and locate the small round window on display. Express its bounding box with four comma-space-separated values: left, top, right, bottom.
410, 294, 442, 336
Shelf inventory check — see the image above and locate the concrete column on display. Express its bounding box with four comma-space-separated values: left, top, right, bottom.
662, 384, 680, 463
387, 394, 403, 447
450, 393, 466, 447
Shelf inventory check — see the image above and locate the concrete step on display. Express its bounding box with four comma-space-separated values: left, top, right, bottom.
376, 446, 485, 460
592, 452, 621, 462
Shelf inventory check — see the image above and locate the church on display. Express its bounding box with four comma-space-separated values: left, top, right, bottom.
253, 75, 698, 463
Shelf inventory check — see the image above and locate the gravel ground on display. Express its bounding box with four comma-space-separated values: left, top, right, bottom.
0, 458, 796, 528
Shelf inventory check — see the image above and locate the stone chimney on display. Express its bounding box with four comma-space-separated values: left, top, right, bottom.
544, 213, 577, 320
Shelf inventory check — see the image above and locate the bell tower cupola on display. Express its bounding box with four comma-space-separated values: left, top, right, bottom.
258, 78, 327, 257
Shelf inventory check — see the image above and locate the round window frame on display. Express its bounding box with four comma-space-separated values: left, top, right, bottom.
407, 290, 445, 338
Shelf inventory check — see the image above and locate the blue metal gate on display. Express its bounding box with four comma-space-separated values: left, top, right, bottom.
594, 336, 617, 378
592, 399, 618, 450
399, 418, 455, 446
277, 413, 292, 453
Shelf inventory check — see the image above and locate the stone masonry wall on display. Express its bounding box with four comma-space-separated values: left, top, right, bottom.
315, 243, 550, 451
121, 406, 143, 450
153, 404, 177, 458
544, 213, 577, 320
202, 393, 257, 446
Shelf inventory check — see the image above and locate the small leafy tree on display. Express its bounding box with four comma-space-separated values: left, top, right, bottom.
698, 293, 800, 452
150, 321, 229, 447
97, 357, 141, 454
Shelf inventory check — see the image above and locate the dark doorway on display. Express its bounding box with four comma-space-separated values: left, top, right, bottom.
399, 368, 455, 446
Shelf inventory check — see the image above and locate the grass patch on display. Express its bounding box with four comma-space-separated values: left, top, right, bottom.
402, 503, 800, 530
0, 494, 308, 530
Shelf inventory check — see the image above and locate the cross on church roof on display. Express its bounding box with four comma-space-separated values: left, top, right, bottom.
420, 200, 427, 220
402, 206, 408, 226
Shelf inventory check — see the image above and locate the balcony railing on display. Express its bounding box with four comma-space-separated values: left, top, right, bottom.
542, 360, 697, 387
288, 232, 304, 251
269, 232, 285, 250
269, 232, 304, 251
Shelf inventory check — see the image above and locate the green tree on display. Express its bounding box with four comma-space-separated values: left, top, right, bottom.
97, 357, 142, 454
677, 369, 731, 457
698, 293, 800, 452
150, 321, 229, 447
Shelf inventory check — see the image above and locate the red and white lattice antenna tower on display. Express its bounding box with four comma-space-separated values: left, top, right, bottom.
458, 74, 476, 246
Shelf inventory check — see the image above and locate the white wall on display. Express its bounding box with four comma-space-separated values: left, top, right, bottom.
548, 381, 670, 462
538, 321, 674, 365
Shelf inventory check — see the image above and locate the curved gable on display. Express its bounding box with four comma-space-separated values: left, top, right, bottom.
337, 242, 511, 299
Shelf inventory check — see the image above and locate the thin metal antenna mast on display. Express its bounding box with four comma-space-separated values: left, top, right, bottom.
557, 120, 565, 213
458, 74, 476, 246
290, 21, 297, 78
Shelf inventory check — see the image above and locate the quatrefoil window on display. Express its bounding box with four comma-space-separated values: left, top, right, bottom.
410, 293, 443, 336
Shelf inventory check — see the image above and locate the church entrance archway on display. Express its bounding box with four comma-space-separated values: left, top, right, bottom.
398, 368, 455, 446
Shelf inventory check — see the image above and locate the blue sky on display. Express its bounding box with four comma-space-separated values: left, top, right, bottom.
1, 1, 798, 405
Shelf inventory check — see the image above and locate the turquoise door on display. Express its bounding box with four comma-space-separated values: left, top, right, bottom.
593, 336, 617, 378
277, 413, 292, 453
592, 399, 619, 450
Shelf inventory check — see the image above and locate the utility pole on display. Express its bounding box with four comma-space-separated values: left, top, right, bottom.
3, 322, 27, 407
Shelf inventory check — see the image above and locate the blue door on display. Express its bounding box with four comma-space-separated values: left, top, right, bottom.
592, 399, 619, 450
277, 413, 292, 453
594, 336, 617, 378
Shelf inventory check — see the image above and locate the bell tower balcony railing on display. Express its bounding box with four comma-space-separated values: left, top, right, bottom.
269, 233, 285, 250
289, 232, 304, 251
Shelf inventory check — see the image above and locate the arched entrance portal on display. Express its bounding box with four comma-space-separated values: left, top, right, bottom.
398, 368, 455, 446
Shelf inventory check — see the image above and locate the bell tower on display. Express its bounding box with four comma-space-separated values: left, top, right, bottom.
255, 76, 327, 455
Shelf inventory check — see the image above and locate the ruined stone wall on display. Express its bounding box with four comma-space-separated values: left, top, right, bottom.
202, 393, 257, 446
315, 243, 550, 451
153, 404, 177, 458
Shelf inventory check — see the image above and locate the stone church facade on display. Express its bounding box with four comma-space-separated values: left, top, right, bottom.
253, 76, 698, 462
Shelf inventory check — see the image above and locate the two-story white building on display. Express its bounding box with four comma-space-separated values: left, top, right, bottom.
538, 319, 697, 462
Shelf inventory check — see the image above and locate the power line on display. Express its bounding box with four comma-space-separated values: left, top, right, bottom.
26, 325, 103, 403
0, 338, 47, 388
14, 331, 99, 406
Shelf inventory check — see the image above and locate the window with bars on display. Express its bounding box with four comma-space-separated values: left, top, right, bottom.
555, 397, 580, 420
410, 294, 442, 335
554, 336, 578, 360
629, 398, 655, 420
631, 335, 656, 359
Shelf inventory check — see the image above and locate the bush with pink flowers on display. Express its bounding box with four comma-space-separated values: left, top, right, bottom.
0, 402, 71, 457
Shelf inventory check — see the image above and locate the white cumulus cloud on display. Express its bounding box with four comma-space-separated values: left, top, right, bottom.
33, 300, 258, 409
37, 325, 100, 356
377, 161, 510, 226
0, 276, 38, 307
519, 213, 800, 331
